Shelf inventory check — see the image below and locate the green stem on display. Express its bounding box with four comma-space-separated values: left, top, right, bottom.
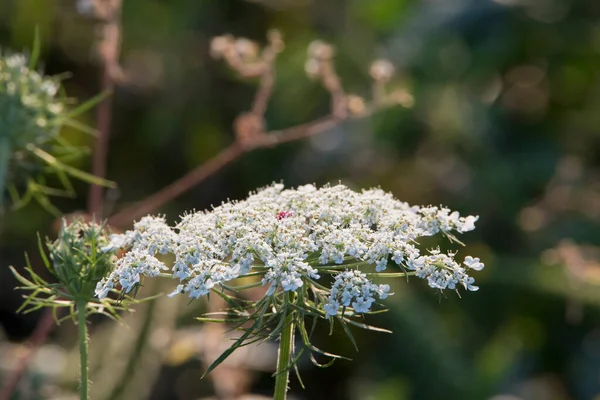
315, 261, 372, 270
364, 271, 417, 278
0, 136, 10, 211
76, 300, 89, 400
273, 302, 295, 400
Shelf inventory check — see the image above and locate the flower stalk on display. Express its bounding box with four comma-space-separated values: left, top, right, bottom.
76, 299, 89, 400
274, 300, 295, 400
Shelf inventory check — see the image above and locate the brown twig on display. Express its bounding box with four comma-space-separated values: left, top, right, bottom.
250, 30, 282, 115
88, 70, 115, 218
107, 114, 352, 228
306, 40, 348, 119
109, 143, 244, 227
108, 35, 407, 228
105, 110, 331, 228
234, 30, 282, 150
88, 0, 123, 218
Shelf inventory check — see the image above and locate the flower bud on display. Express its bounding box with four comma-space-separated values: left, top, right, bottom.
46, 218, 116, 300
234, 38, 259, 60
307, 40, 334, 60
304, 58, 321, 79
346, 94, 366, 116
267, 29, 284, 52
0, 53, 66, 148
369, 59, 395, 82
210, 35, 234, 59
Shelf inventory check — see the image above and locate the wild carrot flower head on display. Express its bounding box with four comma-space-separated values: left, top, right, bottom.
96, 183, 484, 316
93, 183, 484, 374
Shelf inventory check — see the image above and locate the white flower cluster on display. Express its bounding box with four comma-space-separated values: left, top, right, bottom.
263, 251, 320, 295
324, 270, 391, 317
96, 216, 174, 297
95, 184, 484, 317
408, 250, 485, 292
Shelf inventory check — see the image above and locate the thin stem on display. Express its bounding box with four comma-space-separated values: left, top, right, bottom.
364, 271, 417, 278
88, 0, 122, 218
0, 136, 10, 211
273, 298, 295, 400
87, 67, 114, 219
315, 261, 375, 270
76, 300, 89, 400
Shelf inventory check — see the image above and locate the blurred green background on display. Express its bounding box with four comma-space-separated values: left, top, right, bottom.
1, 0, 600, 399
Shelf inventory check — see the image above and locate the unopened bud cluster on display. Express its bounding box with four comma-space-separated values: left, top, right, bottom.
97, 184, 484, 318
11, 218, 130, 320
47, 219, 117, 301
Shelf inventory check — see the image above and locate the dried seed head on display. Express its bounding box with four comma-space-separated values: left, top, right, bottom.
234, 38, 259, 60
210, 35, 234, 59
346, 94, 366, 116
369, 59, 395, 82
307, 40, 334, 60
304, 58, 321, 79
390, 88, 414, 108
267, 29, 285, 53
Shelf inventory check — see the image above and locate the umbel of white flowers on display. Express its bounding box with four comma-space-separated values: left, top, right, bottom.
95, 184, 484, 317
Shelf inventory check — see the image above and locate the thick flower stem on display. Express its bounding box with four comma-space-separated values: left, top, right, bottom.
273, 309, 295, 400
76, 300, 89, 400
0, 136, 10, 211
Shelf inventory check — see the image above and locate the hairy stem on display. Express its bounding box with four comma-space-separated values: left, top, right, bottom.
76, 300, 89, 400
0, 136, 10, 211
273, 305, 295, 400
